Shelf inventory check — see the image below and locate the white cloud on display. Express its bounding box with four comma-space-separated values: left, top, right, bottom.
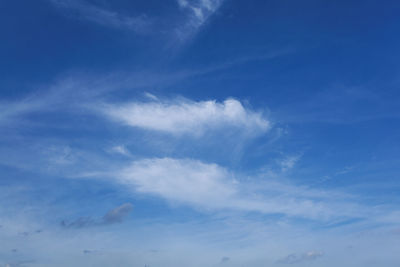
110, 145, 131, 156
50, 0, 150, 32
50, 0, 223, 41
279, 155, 301, 172
119, 158, 236, 209
176, 0, 224, 39
116, 157, 360, 220
100, 97, 270, 137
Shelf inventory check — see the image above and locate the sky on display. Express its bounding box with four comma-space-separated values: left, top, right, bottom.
1, 0, 400, 266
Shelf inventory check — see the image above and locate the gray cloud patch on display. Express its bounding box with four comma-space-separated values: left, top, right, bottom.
61, 203, 133, 228
278, 251, 323, 264
220, 257, 230, 263
103, 203, 133, 224
61, 216, 96, 228
15, 230, 43, 237
82, 249, 102, 255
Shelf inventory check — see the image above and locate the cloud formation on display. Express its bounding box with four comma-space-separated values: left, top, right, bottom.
176, 0, 224, 39
49, 0, 223, 40
50, 0, 150, 32
220, 256, 230, 263
101, 97, 270, 137
61, 217, 96, 228
120, 158, 236, 209
110, 145, 131, 156
117, 158, 358, 220
278, 251, 323, 264
0, 99, 44, 125
279, 155, 301, 172
103, 203, 133, 224
61, 203, 133, 228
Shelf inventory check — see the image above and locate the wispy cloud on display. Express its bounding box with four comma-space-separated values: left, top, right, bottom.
0, 98, 45, 126
60, 216, 95, 228
109, 145, 131, 157
176, 0, 224, 40
117, 157, 363, 220
61, 203, 133, 228
220, 256, 230, 263
99, 97, 270, 137
278, 251, 323, 264
0, 49, 288, 129
50, 0, 151, 32
49, 0, 225, 41
279, 155, 301, 172
102, 203, 133, 224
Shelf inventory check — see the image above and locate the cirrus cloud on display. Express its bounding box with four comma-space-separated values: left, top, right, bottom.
177, 0, 224, 37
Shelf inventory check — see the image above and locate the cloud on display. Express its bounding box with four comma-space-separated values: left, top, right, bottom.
278, 251, 323, 264
61, 203, 133, 228
17, 230, 43, 237
82, 249, 102, 255
279, 155, 301, 172
0, 98, 45, 126
103, 203, 133, 224
119, 158, 236, 209
176, 0, 224, 39
110, 145, 131, 156
0, 74, 111, 127
50, 0, 151, 33
0, 261, 34, 267
50, 0, 223, 40
61, 216, 96, 228
100, 97, 270, 137
117, 158, 360, 220
220, 256, 230, 263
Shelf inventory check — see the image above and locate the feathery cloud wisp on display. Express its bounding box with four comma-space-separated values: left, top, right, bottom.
50, 0, 150, 32
176, 0, 224, 39
61, 203, 133, 228
278, 251, 323, 264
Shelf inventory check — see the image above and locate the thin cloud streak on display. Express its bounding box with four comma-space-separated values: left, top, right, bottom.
50, 0, 151, 32
277, 251, 324, 264
61, 203, 133, 228
49, 0, 224, 40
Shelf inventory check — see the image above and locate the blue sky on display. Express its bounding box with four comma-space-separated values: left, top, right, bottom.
1, 0, 400, 266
